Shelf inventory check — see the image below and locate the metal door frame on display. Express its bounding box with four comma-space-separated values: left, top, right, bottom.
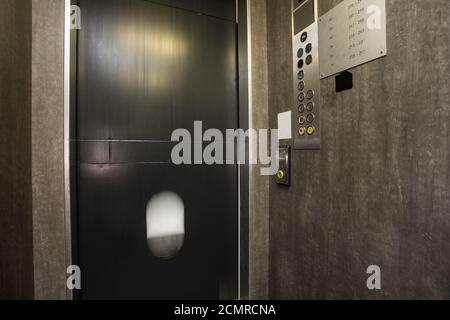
64, 0, 250, 300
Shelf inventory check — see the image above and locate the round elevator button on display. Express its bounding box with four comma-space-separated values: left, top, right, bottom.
298, 81, 305, 91
298, 70, 304, 80
306, 102, 314, 112
298, 104, 305, 113
306, 113, 315, 123
298, 127, 306, 136
305, 43, 312, 53
301, 32, 308, 42
298, 92, 305, 102
306, 90, 314, 100
306, 55, 313, 65
297, 48, 304, 58
307, 126, 315, 135
298, 59, 304, 69
277, 170, 285, 179
298, 116, 306, 125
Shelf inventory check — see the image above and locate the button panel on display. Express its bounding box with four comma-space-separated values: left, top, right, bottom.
292, 0, 321, 150
276, 146, 291, 186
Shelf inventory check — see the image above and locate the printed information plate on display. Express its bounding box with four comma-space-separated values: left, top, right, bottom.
318, 0, 387, 79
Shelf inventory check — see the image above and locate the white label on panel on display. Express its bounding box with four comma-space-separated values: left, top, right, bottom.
278, 111, 292, 140
319, 0, 387, 79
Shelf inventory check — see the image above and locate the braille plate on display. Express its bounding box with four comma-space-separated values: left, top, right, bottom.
318, 0, 387, 79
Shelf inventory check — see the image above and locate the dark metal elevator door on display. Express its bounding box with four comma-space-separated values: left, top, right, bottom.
75, 0, 238, 299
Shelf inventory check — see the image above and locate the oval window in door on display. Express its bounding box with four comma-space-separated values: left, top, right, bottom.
146, 191, 185, 259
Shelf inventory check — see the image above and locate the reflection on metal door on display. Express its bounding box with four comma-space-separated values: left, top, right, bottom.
74, 0, 239, 299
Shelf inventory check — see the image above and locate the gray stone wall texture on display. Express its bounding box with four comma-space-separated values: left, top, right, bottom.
31, 0, 67, 300
0, 0, 34, 300
266, 0, 450, 299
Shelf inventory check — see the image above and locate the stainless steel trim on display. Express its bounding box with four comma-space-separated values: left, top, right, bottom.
245, 0, 252, 300
63, 0, 72, 300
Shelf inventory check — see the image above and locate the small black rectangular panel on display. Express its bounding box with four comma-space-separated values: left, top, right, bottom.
276, 147, 291, 186
293, 0, 315, 35
335, 71, 353, 93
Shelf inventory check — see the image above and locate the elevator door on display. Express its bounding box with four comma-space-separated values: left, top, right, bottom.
75, 0, 238, 299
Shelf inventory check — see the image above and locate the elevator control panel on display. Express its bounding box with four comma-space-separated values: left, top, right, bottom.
292, 0, 321, 150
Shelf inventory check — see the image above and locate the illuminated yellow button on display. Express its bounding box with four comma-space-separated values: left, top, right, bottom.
276, 170, 285, 179
307, 126, 315, 135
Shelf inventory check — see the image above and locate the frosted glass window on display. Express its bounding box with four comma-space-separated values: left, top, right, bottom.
146, 191, 185, 259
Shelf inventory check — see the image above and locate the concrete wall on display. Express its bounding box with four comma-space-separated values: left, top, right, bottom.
0, 0, 67, 299
0, 0, 34, 300
248, 0, 270, 300
31, 0, 67, 299
266, 0, 450, 299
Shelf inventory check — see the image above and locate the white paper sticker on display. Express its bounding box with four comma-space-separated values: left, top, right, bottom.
278, 111, 292, 140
